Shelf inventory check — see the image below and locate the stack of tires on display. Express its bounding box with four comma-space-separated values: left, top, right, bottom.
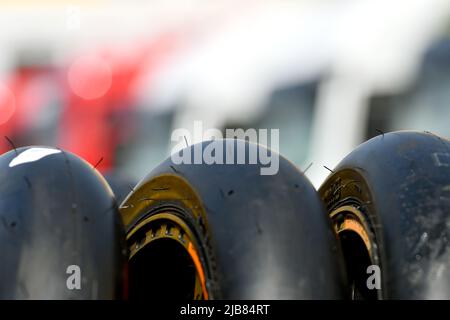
0, 131, 448, 299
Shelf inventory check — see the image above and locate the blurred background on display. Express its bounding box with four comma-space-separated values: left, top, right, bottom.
1, 0, 450, 201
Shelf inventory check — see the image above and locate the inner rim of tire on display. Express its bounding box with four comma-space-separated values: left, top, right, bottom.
330, 205, 380, 300
127, 212, 208, 300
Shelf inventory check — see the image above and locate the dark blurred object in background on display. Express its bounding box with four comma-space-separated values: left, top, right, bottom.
367, 38, 450, 140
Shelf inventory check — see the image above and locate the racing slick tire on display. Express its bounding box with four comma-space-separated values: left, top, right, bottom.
120, 139, 347, 300
0, 146, 127, 299
319, 131, 450, 299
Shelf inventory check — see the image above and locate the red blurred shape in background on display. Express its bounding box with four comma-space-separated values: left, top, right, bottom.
59, 33, 180, 172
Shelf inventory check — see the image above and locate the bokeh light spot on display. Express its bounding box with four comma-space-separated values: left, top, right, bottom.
68, 55, 112, 100
0, 84, 16, 125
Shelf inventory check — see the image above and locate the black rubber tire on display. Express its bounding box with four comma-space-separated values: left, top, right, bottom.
120, 139, 347, 299
0, 146, 127, 299
319, 131, 450, 299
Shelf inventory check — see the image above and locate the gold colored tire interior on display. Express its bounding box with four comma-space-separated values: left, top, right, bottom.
127, 212, 209, 300
329, 205, 380, 300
